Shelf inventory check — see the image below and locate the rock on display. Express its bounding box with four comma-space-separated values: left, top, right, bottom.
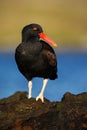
0, 91, 87, 130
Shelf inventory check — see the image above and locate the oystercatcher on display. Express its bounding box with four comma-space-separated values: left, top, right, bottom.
15, 23, 58, 102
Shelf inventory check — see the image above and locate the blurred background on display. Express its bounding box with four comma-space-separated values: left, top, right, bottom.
0, 0, 87, 51
0, 0, 87, 101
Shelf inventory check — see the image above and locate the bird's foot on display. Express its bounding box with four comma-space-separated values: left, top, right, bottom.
36, 93, 44, 103
28, 95, 32, 99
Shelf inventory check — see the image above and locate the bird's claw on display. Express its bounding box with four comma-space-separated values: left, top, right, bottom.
36, 94, 44, 103
28, 95, 32, 99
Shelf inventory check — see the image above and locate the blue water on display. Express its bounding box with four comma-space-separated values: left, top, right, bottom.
0, 51, 87, 101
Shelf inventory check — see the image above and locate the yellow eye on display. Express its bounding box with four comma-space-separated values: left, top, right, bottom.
33, 27, 38, 31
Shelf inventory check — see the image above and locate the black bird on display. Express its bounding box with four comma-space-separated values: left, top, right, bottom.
15, 23, 58, 102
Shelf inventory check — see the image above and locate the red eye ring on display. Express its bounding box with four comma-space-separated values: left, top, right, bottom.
33, 27, 38, 31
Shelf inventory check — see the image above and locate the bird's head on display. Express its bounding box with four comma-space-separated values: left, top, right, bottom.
22, 23, 57, 47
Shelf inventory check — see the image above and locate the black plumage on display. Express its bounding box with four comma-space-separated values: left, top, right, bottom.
15, 23, 58, 102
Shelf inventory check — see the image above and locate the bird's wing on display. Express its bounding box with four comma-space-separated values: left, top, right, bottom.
41, 50, 57, 66
40, 40, 57, 67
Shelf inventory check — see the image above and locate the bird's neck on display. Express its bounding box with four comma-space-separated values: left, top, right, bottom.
30, 36, 39, 42
22, 36, 39, 43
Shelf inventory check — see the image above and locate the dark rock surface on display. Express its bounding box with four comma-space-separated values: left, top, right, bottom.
0, 92, 87, 130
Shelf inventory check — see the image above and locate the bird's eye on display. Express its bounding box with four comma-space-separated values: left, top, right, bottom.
33, 27, 38, 31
